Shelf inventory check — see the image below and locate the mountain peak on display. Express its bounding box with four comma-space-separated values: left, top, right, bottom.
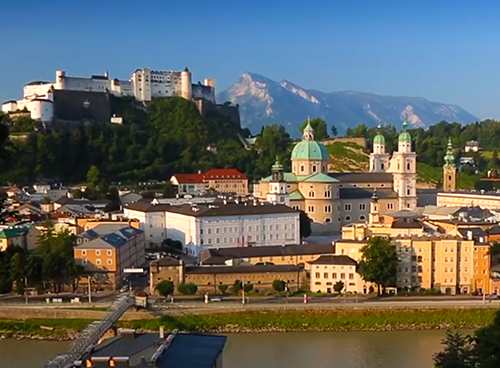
217, 73, 478, 136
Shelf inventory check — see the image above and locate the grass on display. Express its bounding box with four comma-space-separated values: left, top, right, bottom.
0, 309, 497, 337
326, 142, 370, 172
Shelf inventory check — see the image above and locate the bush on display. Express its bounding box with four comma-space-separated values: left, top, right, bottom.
177, 283, 198, 295
272, 279, 286, 293
218, 284, 228, 294
243, 283, 253, 293
333, 281, 344, 294
155, 280, 174, 297
230, 280, 242, 294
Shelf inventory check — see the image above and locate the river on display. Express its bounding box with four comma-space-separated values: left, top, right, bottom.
0, 330, 465, 368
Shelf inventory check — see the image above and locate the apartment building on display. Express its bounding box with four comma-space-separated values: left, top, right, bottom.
74, 225, 145, 289
0, 226, 40, 251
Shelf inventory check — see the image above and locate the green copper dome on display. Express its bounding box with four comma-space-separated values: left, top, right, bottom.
373, 124, 385, 145
443, 138, 455, 168
398, 121, 412, 142
291, 120, 329, 161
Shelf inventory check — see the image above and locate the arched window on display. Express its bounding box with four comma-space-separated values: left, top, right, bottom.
308, 190, 315, 198
312, 165, 317, 173
300, 165, 305, 173
324, 218, 331, 223
407, 163, 410, 170
359, 215, 366, 221
381, 163, 385, 170
345, 216, 351, 222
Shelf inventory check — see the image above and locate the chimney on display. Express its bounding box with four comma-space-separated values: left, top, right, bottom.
159, 326, 165, 339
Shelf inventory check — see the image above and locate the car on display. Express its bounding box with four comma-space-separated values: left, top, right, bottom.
120, 285, 129, 293
210, 297, 222, 302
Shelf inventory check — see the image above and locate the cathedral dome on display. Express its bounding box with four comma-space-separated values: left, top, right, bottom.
373, 124, 385, 145
398, 121, 412, 142
291, 121, 329, 161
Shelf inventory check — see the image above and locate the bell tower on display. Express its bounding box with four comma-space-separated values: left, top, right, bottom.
266, 157, 289, 206
443, 138, 457, 192
369, 191, 380, 224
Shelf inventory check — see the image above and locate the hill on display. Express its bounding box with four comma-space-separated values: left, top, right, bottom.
218, 72, 479, 137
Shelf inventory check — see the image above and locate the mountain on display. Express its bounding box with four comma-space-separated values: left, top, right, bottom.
217, 72, 479, 137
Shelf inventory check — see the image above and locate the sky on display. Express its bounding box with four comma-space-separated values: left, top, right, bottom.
1, 0, 500, 119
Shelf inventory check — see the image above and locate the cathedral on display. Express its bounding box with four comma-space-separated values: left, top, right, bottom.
256, 121, 418, 232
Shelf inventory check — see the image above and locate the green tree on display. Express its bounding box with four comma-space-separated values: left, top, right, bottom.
489, 150, 500, 170
86, 165, 101, 187
358, 236, 398, 295
230, 279, 243, 294
9, 252, 25, 294
330, 125, 338, 137
272, 279, 286, 292
162, 182, 176, 198
299, 118, 329, 140
155, 280, 175, 297
434, 331, 476, 368
218, 284, 228, 294
346, 123, 368, 138
243, 283, 253, 293
333, 281, 344, 294
299, 210, 312, 238
177, 282, 198, 295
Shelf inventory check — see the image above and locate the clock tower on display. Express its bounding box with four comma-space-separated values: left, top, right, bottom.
266, 158, 289, 206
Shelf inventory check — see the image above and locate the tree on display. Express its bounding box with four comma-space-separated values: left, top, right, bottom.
230, 279, 242, 294
333, 281, 344, 294
346, 123, 368, 138
272, 279, 286, 293
177, 282, 198, 295
299, 210, 312, 238
9, 252, 25, 294
358, 236, 398, 295
243, 283, 253, 293
488, 242, 500, 257
86, 165, 101, 187
434, 331, 476, 368
163, 182, 176, 198
330, 125, 338, 137
299, 118, 329, 140
155, 280, 174, 297
489, 150, 500, 170
218, 284, 228, 294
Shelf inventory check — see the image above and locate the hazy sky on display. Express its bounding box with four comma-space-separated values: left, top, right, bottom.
1, 0, 499, 119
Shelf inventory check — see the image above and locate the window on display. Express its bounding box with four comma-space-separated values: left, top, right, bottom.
308, 205, 315, 213
82, 250, 87, 256
387, 203, 394, 210
308, 190, 315, 198
324, 205, 332, 213
407, 163, 411, 170
345, 216, 351, 222
332, 273, 337, 279
312, 165, 317, 173
324, 273, 328, 278
325, 218, 331, 223
341, 273, 346, 279
96, 250, 101, 256
359, 215, 366, 221
344, 203, 352, 211
407, 189, 411, 196
107, 259, 112, 265
300, 165, 305, 173
359, 203, 366, 211
324, 191, 331, 198
349, 273, 354, 280
106, 250, 112, 256
96, 259, 101, 265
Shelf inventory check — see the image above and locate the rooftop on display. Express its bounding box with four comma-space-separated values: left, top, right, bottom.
171, 173, 205, 184
339, 188, 397, 200
0, 227, 29, 238
308, 255, 357, 266
329, 172, 393, 183
199, 243, 334, 265
204, 168, 247, 180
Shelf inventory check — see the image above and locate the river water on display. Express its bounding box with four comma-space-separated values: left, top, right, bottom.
1, 330, 465, 368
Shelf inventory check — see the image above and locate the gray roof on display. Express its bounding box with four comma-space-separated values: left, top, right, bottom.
339, 188, 397, 200
75, 226, 143, 249
388, 210, 422, 218
329, 172, 393, 183
127, 201, 298, 217
199, 243, 334, 265
308, 255, 357, 266
156, 333, 227, 368
55, 197, 111, 206
92, 332, 159, 362
185, 264, 302, 275
151, 256, 181, 267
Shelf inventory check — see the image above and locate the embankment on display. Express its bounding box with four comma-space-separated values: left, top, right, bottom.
0, 308, 498, 340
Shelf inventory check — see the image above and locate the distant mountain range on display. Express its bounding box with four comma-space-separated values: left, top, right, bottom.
217, 72, 479, 137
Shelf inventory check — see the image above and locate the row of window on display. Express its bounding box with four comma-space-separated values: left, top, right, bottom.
308, 190, 332, 198
81, 250, 113, 256
202, 223, 294, 234
201, 233, 294, 245
314, 272, 354, 280
81, 258, 113, 266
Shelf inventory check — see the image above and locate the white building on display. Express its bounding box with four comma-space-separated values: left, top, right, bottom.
369, 122, 417, 210
464, 141, 480, 153
2, 68, 216, 121
123, 200, 301, 255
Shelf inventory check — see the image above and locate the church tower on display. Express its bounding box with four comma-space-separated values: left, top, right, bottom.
369, 191, 380, 224
389, 121, 417, 210
266, 157, 289, 206
369, 125, 390, 172
443, 138, 457, 192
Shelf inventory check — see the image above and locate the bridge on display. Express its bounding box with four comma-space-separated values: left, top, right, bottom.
43, 294, 136, 368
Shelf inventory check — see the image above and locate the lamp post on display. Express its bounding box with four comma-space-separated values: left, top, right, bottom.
24, 277, 28, 304
88, 276, 92, 304
241, 278, 245, 305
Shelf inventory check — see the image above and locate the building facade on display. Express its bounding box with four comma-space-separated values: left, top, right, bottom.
437, 191, 500, 208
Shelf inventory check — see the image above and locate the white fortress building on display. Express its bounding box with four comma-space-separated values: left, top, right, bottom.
2, 68, 216, 122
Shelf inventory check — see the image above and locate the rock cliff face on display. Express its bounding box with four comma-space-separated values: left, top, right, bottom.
217, 72, 478, 137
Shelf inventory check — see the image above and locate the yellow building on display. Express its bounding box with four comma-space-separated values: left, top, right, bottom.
335, 235, 477, 294
308, 255, 371, 294
472, 243, 491, 294
0, 227, 40, 251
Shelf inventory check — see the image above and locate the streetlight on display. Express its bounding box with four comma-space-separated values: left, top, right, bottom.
23, 277, 28, 304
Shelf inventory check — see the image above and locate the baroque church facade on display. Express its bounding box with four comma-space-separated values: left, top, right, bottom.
256, 121, 418, 232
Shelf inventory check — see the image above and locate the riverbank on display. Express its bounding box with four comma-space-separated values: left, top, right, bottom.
0, 308, 497, 340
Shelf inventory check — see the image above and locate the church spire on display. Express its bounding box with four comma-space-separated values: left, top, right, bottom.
443, 138, 455, 168
303, 117, 315, 141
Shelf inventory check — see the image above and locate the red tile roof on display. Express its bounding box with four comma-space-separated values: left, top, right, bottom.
204, 169, 247, 180
171, 174, 205, 184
